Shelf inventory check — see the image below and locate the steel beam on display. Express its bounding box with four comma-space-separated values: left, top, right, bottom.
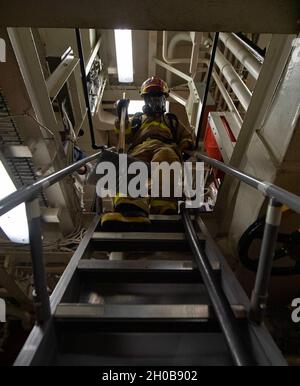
85, 36, 102, 76
155, 58, 192, 82
169, 91, 187, 107
7, 28, 59, 136
46, 55, 79, 100
0, 1, 299, 33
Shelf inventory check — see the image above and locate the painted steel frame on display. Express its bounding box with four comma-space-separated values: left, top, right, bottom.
0, 0, 299, 34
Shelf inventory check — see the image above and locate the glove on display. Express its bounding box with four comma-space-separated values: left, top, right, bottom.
116, 99, 130, 120
182, 152, 191, 161
179, 143, 193, 161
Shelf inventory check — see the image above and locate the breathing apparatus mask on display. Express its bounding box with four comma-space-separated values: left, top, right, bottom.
142, 93, 166, 115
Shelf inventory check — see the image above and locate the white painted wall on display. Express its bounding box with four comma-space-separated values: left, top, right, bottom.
228, 40, 300, 245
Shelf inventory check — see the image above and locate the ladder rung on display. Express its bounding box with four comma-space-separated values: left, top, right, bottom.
92, 232, 189, 240
96, 216, 196, 233
90, 232, 204, 251
77, 259, 221, 272
78, 259, 193, 270
148, 215, 194, 221
55, 303, 246, 320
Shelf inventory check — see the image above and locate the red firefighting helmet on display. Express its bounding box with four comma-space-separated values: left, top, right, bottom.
140, 76, 169, 97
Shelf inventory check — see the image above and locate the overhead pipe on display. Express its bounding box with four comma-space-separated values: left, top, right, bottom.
163, 32, 251, 111
167, 65, 242, 125
162, 32, 251, 111
189, 54, 241, 121
211, 71, 243, 125
162, 50, 240, 120
163, 32, 192, 85
75, 28, 102, 150
201, 36, 252, 110
162, 31, 192, 64
162, 31, 208, 65
233, 33, 265, 62
219, 33, 262, 80
215, 48, 252, 111
156, 56, 244, 129
162, 31, 209, 84
161, 32, 251, 123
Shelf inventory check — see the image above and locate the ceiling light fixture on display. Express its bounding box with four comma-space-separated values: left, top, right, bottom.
114, 29, 134, 83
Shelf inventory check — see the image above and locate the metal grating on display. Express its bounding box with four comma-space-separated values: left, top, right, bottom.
0, 91, 48, 206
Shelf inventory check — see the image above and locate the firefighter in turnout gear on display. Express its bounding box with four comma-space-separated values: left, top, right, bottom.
101, 76, 194, 229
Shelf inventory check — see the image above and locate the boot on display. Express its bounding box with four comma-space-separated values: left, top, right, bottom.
101, 205, 150, 231
150, 199, 178, 215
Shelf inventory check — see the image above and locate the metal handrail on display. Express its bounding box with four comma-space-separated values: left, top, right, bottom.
196, 153, 300, 214
0, 148, 104, 217
2, 145, 299, 334
196, 152, 300, 323
0, 148, 104, 323
181, 205, 253, 365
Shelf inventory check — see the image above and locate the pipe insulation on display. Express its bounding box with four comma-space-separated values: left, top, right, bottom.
215, 48, 252, 110
219, 33, 262, 80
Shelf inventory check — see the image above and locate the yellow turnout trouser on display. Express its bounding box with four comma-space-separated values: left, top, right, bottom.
114, 138, 180, 215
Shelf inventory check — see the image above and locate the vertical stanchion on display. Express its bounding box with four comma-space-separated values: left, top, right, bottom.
26, 198, 51, 323
75, 28, 101, 150
195, 32, 219, 149
250, 198, 282, 323
95, 196, 102, 215
118, 92, 127, 153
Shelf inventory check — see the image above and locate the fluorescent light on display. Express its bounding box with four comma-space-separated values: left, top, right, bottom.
0, 161, 29, 244
128, 100, 170, 115
114, 29, 133, 83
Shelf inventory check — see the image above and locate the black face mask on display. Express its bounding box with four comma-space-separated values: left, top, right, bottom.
143, 94, 166, 115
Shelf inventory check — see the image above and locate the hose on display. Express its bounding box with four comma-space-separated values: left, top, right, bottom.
238, 217, 300, 276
